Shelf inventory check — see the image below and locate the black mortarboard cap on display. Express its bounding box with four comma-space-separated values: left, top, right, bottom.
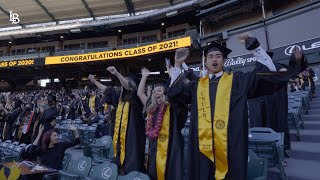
127, 72, 140, 86
47, 94, 56, 102
204, 41, 232, 59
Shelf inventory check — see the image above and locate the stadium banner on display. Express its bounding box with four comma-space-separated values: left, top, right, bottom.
0, 58, 45, 68
45, 36, 191, 65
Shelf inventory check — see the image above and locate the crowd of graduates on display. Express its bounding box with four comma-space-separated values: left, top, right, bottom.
0, 33, 312, 180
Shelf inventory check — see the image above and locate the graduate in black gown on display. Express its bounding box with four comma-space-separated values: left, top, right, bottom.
137, 67, 187, 180
255, 59, 294, 152
3, 99, 23, 140
88, 66, 145, 174
40, 94, 59, 133
167, 34, 304, 180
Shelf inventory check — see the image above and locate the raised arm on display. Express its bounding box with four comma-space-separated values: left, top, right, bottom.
33, 125, 44, 145
137, 68, 150, 107
88, 74, 107, 92
165, 48, 193, 105
107, 66, 130, 90
238, 33, 276, 72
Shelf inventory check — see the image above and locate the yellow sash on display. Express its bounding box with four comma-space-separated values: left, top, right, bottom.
156, 105, 171, 180
197, 73, 233, 180
112, 101, 130, 165
89, 96, 96, 113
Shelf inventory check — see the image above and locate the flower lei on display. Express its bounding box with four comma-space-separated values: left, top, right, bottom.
145, 103, 167, 139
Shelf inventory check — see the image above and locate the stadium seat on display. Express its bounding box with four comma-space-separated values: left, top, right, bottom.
288, 107, 301, 141
116, 171, 150, 180
0, 140, 12, 152
90, 136, 113, 163
79, 125, 97, 147
4, 141, 18, 156
62, 153, 72, 171
59, 156, 92, 180
247, 150, 268, 180
85, 161, 118, 180
248, 128, 286, 180
288, 101, 304, 129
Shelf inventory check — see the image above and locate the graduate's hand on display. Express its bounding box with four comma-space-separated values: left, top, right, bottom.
38, 125, 45, 135
88, 74, 95, 82
238, 33, 251, 44
141, 67, 150, 78
174, 48, 189, 67
107, 66, 119, 76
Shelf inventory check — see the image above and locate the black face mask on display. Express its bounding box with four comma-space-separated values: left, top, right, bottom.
25, 107, 31, 111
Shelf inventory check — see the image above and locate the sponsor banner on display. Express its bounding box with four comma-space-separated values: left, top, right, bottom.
45, 36, 191, 65
0, 58, 45, 68
224, 36, 320, 69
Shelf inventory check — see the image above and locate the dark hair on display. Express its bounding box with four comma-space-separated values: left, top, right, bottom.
41, 128, 58, 152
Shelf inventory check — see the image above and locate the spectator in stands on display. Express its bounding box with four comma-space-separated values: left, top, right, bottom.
14, 103, 34, 144
40, 94, 59, 133
137, 67, 187, 180
3, 99, 23, 140
31, 124, 80, 170
0, 100, 8, 138
307, 67, 316, 97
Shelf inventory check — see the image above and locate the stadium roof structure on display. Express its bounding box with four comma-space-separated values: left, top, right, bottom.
0, 0, 205, 40
0, 0, 186, 27
0, 0, 192, 29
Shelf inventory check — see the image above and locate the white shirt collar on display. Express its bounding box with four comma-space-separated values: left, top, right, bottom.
209, 71, 223, 79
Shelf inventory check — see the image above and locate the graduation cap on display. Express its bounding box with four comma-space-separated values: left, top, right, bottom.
13, 99, 23, 107
127, 72, 140, 87
204, 41, 232, 59
200, 41, 232, 77
47, 94, 57, 103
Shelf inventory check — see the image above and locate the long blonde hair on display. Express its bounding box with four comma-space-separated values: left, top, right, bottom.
145, 85, 166, 113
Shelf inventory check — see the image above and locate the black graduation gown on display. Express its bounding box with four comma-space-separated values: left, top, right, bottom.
248, 97, 266, 127
4, 107, 23, 140
256, 62, 291, 151
309, 68, 316, 94
101, 90, 119, 136
40, 105, 59, 133
145, 83, 188, 180
104, 86, 146, 174
167, 56, 302, 180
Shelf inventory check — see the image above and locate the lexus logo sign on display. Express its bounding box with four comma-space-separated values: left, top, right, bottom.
285, 41, 320, 55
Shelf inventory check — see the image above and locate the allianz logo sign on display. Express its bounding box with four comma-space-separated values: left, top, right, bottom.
284, 41, 320, 55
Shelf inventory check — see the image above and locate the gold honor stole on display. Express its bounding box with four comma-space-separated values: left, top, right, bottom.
156, 105, 171, 180
89, 96, 96, 113
113, 101, 130, 165
197, 73, 233, 180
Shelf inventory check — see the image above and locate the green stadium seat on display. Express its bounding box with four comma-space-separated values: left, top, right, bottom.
116, 171, 150, 180
85, 161, 118, 180
90, 136, 113, 163
248, 128, 287, 180
58, 156, 92, 180
247, 150, 268, 180
288, 108, 301, 141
